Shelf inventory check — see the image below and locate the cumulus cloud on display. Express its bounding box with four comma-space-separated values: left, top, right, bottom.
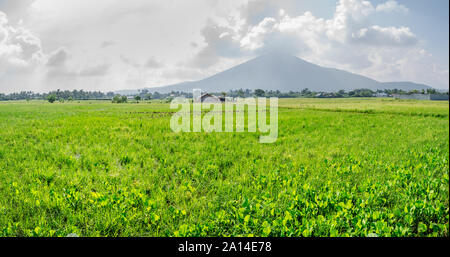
0, 11, 45, 92
1, 11, 44, 92
188, 18, 246, 68
0, 0, 448, 92
0, 0, 36, 22
194, 0, 418, 61
45, 47, 110, 80
376, 0, 409, 14
240, 17, 279, 51
351, 26, 417, 46
0, 11, 43, 68
188, 0, 447, 89
46, 47, 68, 66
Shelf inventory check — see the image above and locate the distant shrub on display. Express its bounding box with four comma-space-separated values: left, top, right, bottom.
112, 95, 128, 103
254, 89, 265, 97
47, 94, 56, 103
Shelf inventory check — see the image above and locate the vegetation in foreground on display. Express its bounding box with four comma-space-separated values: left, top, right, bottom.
0, 98, 448, 237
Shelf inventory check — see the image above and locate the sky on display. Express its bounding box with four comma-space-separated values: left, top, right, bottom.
0, 0, 448, 93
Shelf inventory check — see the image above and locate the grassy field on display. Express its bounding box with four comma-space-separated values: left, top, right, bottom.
0, 98, 448, 237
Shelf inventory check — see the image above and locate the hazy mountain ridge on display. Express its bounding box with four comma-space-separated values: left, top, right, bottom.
124, 53, 432, 94
379, 82, 433, 91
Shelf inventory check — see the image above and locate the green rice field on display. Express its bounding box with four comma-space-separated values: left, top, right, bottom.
0, 98, 448, 237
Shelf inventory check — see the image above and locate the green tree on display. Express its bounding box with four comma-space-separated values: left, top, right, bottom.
254, 89, 265, 97
301, 88, 311, 95
47, 94, 56, 103
112, 95, 127, 103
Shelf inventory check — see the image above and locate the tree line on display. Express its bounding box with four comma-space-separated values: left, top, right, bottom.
0, 88, 447, 102
0, 89, 115, 102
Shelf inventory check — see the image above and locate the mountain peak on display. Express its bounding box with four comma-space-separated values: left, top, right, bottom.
251, 52, 310, 65
146, 54, 432, 93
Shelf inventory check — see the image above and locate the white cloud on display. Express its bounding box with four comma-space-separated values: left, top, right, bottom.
190, 0, 447, 89
0, 11, 44, 92
351, 26, 417, 46
240, 17, 278, 51
0, 0, 448, 92
46, 47, 110, 78
0, 0, 36, 22
1, 0, 217, 92
46, 47, 68, 66
0, 11, 43, 67
200, 0, 418, 57
376, 0, 409, 14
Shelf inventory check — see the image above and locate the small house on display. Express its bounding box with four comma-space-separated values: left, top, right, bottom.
196, 93, 225, 103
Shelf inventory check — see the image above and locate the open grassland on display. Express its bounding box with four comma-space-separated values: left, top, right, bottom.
279, 97, 449, 118
0, 98, 448, 236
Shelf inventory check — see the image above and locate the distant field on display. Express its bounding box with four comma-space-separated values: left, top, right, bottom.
279, 97, 449, 117
0, 98, 448, 236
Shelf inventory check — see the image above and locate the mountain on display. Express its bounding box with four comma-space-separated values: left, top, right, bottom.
143, 53, 432, 93
379, 82, 433, 91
